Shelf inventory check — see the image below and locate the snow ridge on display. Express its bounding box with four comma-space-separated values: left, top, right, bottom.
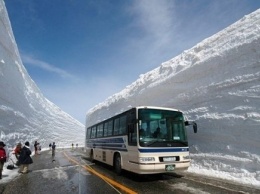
0, 0, 84, 148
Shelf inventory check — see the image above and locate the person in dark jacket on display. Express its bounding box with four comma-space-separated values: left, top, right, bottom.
34, 141, 38, 155
18, 141, 33, 174
51, 142, 56, 162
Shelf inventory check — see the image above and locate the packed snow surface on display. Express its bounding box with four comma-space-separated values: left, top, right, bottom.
0, 1, 84, 150
87, 9, 260, 187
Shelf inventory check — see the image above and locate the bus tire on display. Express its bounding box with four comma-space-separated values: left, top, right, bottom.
114, 153, 122, 175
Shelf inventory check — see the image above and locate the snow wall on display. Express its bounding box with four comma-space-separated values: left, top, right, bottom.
87, 9, 260, 186
0, 0, 85, 149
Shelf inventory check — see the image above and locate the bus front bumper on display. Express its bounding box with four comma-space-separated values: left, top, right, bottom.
130, 161, 190, 174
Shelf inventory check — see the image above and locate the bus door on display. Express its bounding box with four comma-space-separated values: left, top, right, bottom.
127, 111, 138, 170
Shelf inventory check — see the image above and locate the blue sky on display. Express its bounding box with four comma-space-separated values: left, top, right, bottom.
4, 0, 260, 124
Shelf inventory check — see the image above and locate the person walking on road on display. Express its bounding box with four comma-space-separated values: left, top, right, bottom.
0, 141, 7, 179
52, 142, 56, 162
18, 141, 33, 174
37, 143, 41, 155
34, 141, 38, 155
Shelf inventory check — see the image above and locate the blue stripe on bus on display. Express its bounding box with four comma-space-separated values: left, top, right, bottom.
87, 137, 128, 151
88, 137, 125, 144
94, 146, 127, 151
138, 148, 189, 153
90, 144, 126, 148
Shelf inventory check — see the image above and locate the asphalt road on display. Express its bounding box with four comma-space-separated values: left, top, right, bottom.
0, 149, 259, 194
0, 149, 122, 194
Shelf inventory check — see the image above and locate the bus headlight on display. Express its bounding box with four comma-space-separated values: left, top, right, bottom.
183, 155, 190, 160
139, 157, 155, 162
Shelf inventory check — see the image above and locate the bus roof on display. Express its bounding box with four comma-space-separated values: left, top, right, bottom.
135, 106, 181, 112
86, 106, 182, 128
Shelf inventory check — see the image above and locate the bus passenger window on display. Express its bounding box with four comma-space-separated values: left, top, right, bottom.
114, 118, 119, 135
97, 124, 103, 137
103, 122, 108, 137
119, 115, 127, 134
91, 126, 97, 138
107, 120, 113, 136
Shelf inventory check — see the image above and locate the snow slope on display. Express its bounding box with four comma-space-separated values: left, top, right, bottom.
87, 9, 260, 187
0, 0, 84, 149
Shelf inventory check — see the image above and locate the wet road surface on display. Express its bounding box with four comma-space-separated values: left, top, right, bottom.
87, 159, 260, 194
0, 149, 259, 194
0, 149, 123, 194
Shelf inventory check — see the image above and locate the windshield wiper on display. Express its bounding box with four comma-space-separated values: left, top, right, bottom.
172, 140, 188, 146
145, 140, 161, 146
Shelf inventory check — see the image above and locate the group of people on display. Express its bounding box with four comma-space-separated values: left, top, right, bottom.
0, 140, 57, 180
71, 143, 78, 150
0, 141, 33, 179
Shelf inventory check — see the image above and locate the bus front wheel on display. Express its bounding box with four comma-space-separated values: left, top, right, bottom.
114, 153, 122, 175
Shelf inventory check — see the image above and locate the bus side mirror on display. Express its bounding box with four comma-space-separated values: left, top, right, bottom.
185, 121, 197, 133
193, 122, 197, 133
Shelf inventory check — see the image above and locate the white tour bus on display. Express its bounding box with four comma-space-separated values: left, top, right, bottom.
85, 106, 197, 175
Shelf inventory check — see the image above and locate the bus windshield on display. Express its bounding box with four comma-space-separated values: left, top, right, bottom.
138, 108, 187, 147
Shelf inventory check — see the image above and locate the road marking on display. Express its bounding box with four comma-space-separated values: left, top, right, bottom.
63, 151, 137, 194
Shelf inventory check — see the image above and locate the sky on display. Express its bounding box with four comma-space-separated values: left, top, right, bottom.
4, 0, 260, 124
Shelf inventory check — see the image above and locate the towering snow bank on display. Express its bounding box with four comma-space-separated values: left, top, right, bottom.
87, 9, 260, 187
0, 0, 84, 148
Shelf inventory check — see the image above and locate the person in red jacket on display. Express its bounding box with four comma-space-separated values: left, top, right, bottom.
13, 142, 22, 166
14, 142, 22, 160
0, 141, 7, 179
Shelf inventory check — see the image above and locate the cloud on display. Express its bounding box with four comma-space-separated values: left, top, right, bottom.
120, 0, 179, 71
21, 54, 75, 79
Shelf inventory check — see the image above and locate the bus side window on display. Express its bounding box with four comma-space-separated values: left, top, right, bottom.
128, 123, 137, 146
120, 115, 127, 135
87, 128, 91, 139
114, 118, 120, 135
91, 126, 97, 139
103, 122, 108, 137
107, 120, 113, 136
